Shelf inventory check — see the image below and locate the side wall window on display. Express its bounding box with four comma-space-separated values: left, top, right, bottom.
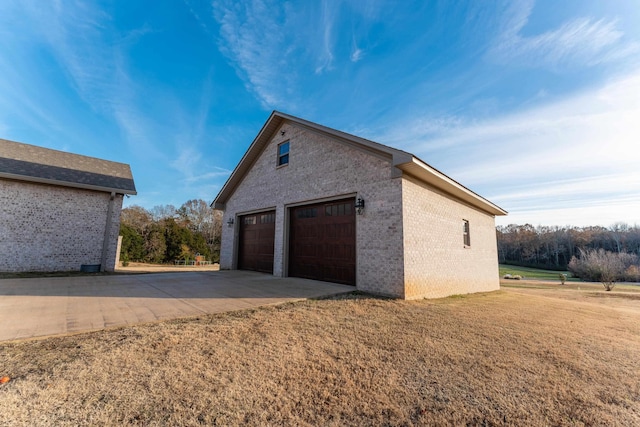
277, 141, 290, 166
463, 220, 470, 246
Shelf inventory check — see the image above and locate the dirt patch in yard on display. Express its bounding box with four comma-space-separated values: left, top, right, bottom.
1, 287, 639, 426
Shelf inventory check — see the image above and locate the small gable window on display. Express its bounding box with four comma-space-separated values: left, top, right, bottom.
463, 220, 471, 247
277, 141, 290, 167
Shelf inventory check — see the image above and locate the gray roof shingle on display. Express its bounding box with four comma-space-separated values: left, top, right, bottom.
0, 138, 136, 194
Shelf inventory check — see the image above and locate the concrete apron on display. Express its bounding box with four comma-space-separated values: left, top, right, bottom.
0, 270, 354, 342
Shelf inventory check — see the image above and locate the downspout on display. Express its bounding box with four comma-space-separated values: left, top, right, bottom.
100, 192, 116, 272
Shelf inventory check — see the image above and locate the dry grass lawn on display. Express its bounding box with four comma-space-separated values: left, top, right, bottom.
1, 283, 639, 426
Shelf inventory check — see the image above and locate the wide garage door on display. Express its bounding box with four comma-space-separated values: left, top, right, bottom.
238, 211, 276, 273
289, 198, 355, 285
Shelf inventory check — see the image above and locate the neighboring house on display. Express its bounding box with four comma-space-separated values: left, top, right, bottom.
212, 111, 507, 299
0, 138, 136, 272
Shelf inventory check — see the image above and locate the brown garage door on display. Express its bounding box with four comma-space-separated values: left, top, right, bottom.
289, 198, 355, 285
238, 211, 276, 274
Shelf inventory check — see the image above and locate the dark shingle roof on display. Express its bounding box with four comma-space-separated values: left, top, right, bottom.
0, 138, 136, 194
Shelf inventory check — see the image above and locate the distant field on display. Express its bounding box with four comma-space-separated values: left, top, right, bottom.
499, 264, 578, 281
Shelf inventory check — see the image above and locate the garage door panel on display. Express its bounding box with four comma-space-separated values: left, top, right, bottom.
323, 265, 354, 284
324, 244, 353, 260
289, 198, 355, 285
257, 260, 273, 272
297, 224, 319, 239
238, 210, 275, 274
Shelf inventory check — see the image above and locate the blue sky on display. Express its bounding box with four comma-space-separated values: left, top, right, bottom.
1, 1, 639, 227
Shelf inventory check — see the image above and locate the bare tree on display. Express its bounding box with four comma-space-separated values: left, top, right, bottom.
610, 222, 629, 253
176, 200, 222, 262
120, 205, 153, 232
568, 248, 632, 291
498, 222, 640, 270
177, 199, 211, 232
150, 204, 177, 221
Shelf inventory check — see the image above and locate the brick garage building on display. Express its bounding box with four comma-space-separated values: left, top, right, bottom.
212, 112, 507, 299
0, 138, 136, 272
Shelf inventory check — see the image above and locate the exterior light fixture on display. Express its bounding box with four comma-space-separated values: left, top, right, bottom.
227, 217, 235, 226
355, 197, 365, 215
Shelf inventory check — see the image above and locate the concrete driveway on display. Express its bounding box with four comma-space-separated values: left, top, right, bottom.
0, 271, 354, 342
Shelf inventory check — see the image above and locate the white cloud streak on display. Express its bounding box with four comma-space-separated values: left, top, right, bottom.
488, 1, 636, 69
315, 0, 336, 74
212, 0, 382, 109
0, 2, 227, 199
350, 45, 364, 62
3, 1, 164, 159
391, 70, 640, 227
213, 0, 290, 108
30, 3, 117, 111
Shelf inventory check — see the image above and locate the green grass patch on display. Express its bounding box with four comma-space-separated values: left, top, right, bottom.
499, 264, 579, 282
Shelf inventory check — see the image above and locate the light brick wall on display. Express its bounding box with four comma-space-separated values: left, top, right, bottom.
0, 179, 123, 272
401, 175, 500, 299
220, 122, 405, 297
104, 194, 124, 271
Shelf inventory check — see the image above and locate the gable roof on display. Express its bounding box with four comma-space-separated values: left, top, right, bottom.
212, 111, 506, 216
0, 138, 137, 195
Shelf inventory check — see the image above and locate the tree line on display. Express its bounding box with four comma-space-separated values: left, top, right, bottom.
119, 199, 222, 265
496, 223, 640, 270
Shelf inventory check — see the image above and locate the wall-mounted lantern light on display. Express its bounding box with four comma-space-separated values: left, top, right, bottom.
355, 197, 365, 215
227, 217, 235, 227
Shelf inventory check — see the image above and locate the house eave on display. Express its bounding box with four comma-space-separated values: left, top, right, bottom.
395, 157, 507, 216
0, 172, 137, 195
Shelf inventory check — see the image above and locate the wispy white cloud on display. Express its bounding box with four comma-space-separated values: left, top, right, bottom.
213, 0, 290, 108
182, 0, 215, 37
2, 1, 164, 159
165, 71, 223, 188
488, 1, 636, 69
170, 146, 201, 178
185, 168, 233, 183
27, 2, 117, 111
498, 193, 640, 228
390, 69, 640, 226
0, 57, 63, 139
493, 174, 640, 203
315, 0, 336, 74
350, 47, 364, 63
0, 8, 51, 133
372, 114, 464, 148
211, 0, 384, 109
193, 69, 215, 142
